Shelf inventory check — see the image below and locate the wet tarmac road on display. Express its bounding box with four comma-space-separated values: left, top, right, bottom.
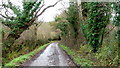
29, 43, 75, 66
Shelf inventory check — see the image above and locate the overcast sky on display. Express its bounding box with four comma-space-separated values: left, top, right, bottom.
0, 0, 69, 22
39, 0, 69, 22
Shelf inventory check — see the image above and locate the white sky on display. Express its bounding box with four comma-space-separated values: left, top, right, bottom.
0, 0, 69, 22
39, 0, 69, 22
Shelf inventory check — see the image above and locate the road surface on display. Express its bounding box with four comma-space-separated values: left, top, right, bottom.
29, 43, 75, 66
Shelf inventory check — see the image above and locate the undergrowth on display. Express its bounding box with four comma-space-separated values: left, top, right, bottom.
4, 43, 50, 67
60, 45, 94, 66
60, 34, 119, 66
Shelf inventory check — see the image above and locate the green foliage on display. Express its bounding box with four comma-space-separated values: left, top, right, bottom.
56, 3, 83, 48
79, 44, 93, 53
2, 0, 43, 65
95, 30, 119, 66
113, 3, 120, 65
86, 2, 111, 52
57, 22, 68, 36
81, 2, 89, 18
60, 44, 93, 66
81, 3, 89, 40
4, 43, 50, 67
56, 3, 80, 37
2, 0, 42, 38
55, 13, 69, 37
113, 2, 120, 27
113, 2, 120, 48
67, 4, 79, 38
57, 2, 119, 66
2, 21, 59, 65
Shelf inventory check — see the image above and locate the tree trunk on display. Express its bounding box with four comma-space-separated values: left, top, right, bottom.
77, 0, 86, 43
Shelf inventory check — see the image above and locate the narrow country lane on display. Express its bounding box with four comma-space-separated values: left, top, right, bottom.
28, 43, 75, 66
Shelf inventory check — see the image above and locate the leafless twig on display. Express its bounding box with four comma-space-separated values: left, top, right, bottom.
36, 0, 62, 18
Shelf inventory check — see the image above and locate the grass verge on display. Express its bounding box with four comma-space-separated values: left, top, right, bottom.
60, 45, 93, 66
4, 42, 50, 67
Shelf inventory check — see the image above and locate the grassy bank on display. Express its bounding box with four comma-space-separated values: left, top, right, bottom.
60, 45, 94, 66
4, 43, 50, 67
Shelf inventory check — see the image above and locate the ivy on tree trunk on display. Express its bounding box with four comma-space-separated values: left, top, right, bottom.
87, 2, 111, 52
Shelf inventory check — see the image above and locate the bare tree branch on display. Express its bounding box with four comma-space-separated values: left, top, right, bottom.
28, 0, 62, 25
0, 13, 7, 18
36, 0, 62, 18
0, 13, 15, 20
35, 0, 45, 17
35, 5, 44, 17
4, 7, 9, 17
0, 0, 18, 20
0, 5, 15, 20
